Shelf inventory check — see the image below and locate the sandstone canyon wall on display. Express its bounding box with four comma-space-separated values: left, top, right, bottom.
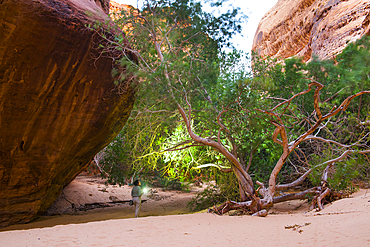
110, 0, 132, 13
252, 0, 370, 62
0, 0, 135, 227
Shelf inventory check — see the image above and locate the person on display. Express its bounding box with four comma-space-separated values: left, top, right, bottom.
131, 180, 143, 218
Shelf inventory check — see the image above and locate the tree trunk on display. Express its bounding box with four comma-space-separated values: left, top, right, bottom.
233, 166, 252, 201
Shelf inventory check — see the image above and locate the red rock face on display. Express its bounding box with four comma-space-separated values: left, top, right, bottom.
110, 0, 132, 13
252, 0, 370, 62
0, 0, 135, 227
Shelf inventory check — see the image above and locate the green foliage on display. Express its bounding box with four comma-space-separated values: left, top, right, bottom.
188, 172, 240, 211
161, 123, 223, 180
251, 36, 370, 191
328, 161, 359, 193
149, 171, 186, 190
95, 0, 370, 204
94, 0, 246, 186
188, 186, 220, 211
309, 159, 359, 194
97, 110, 167, 185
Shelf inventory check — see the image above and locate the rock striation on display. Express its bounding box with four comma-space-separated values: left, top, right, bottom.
110, 0, 132, 13
252, 0, 370, 62
0, 0, 135, 227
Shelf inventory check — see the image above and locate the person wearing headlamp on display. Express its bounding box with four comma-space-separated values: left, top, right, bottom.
131, 180, 143, 218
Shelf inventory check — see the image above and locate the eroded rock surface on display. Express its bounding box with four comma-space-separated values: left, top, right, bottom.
110, 0, 132, 13
252, 0, 370, 61
0, 0, 135, 227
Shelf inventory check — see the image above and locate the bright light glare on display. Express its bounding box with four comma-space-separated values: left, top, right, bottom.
143, 187, 149, 194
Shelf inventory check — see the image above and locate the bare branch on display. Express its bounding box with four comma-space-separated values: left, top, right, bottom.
179, 31, 202, 49
273, 188, 317, 204
271, 82, 323, 112
319, 149, 370, 167
293, 148, 309, 167
159, 18, 178, 49
176, 103, 255, 196
265, 96, 288, 101
271, 123, 283, 145
317, 188, 331, 211
312, 80, 323, 119
246, 145, 258, 172
276, 168, 312, 191
163, 143, 204, 152
276, 146, 370, 191
93, 156, 104, 174
220, 168, 234, 173
314, 117, 331, 137
266, 121, 290, 202
303, 135, 361, 148
257, 82, 370, 205
193, 163, 232, 172
217, 107, 231, 135
321, 90, 370, 121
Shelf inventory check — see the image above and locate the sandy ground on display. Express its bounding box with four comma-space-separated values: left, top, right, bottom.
1, 176, 369, 246
1, 175, 199, 230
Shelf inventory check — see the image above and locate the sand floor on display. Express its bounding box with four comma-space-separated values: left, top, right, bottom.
1, 176, 369, 246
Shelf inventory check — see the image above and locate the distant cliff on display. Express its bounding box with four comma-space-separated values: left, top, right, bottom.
0, 0, 135, 227
252, 0, 370, 62
110, 0, 132, 13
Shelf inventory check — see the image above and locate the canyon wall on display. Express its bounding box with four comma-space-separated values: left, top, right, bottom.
252, 0, 370, 62
0, 0, 135, 227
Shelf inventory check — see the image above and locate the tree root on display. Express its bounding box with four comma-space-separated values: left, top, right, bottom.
209, 200, 252, 215
317, 188, 330, 211
273, 188, 317, 204
208, 186, 331, 216
209, 197, 265, 216
252, 209, 267, 217
208, 200, 269, 217
311, 187, 331, 211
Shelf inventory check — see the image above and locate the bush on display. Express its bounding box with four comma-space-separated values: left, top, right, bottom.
188, 172, 240, 211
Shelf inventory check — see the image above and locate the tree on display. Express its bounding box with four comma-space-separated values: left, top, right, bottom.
213, 80, 370, 214
90, 0, 246, 184
91, 0, 370, 215
251, 37, 370, 189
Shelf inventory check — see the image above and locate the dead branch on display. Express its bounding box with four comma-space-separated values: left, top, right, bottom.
303, 135, 368, 149
276, 169, 313, 191
317, 188, 331, 211
209, 199, 253, 215
256, 82, 370, 210
252, 209, 268, 217
273, 188, 317, 204
94, 156, 104, 174
293, 148, 310, 167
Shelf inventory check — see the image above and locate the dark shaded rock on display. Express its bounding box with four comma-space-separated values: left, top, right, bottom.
0, 0, 135, 227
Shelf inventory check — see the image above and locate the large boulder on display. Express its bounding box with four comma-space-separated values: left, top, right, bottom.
0, 0, 135, 227
252, 0, 370, 62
